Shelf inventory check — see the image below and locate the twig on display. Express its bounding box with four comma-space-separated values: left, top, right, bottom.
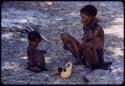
40, 34, 56, 44
1, 72, 34, 79
2, 27, 28, 33
82, 76, 89, 83
49, 71, 59, 77
2, 79, 28, 83
73, 69, 89, 83
2, 24, 62, 45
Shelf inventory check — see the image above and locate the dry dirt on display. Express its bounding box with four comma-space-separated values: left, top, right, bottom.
1, 1, 124, 85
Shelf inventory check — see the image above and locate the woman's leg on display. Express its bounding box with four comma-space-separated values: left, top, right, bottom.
83, 42, 99, 69
96, 48, 112, 70
96, 48, 104, 65
61, 33, 82, 64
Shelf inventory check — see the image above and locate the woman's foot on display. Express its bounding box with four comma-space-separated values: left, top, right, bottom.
63, 45, 69, 50
81, 57, 87, 66
102, 62, 112, 67
91, 62, 112, 70
73, 58, 82, 65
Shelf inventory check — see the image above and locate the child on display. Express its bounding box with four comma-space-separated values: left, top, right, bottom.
27, 31, 47, 73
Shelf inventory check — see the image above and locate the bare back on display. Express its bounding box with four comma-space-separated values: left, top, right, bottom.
27, 46, 45, 66
82, 24, 104, 49
92, 24, 104, 49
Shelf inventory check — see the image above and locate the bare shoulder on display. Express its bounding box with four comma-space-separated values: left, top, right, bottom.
95, 24, 104, 32
97, 24, 103, 30
27, 46, 35, 53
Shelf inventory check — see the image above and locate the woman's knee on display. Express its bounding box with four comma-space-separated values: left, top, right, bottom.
61, 33, 71, 44
61, 33, 70, 40
66, 43, 73, 49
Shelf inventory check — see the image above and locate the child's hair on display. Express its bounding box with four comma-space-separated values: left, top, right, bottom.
28, 31, 42, 42
80, 4, 97, 17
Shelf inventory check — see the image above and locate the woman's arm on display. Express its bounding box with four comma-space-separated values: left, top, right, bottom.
86, 27, 100, 41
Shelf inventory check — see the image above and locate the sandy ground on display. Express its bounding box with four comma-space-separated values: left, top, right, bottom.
1, 1, 124, 85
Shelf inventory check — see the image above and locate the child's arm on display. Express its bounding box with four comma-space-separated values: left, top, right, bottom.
27, 48, 37, 66
34, 49, 46, 65
40, 50, 47, 55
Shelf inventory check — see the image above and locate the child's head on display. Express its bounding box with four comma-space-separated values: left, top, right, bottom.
28, 31, 42, 47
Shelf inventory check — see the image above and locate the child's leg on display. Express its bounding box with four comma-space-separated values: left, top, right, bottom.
36, 53, 48, 71
27, 64, 42, 73
35, 50, 46, 65
38, 65, 48, 71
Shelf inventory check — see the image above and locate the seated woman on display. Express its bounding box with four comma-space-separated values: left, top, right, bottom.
61, 5, 112, 70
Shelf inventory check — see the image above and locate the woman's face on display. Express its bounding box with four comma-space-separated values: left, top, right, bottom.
80, 12, 91, 27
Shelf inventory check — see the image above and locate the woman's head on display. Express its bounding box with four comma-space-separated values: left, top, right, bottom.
80, 5, 97, 26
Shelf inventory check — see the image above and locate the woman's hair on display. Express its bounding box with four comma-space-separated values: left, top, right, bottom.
80, 4, 97, 17
28, 31, 41, 42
